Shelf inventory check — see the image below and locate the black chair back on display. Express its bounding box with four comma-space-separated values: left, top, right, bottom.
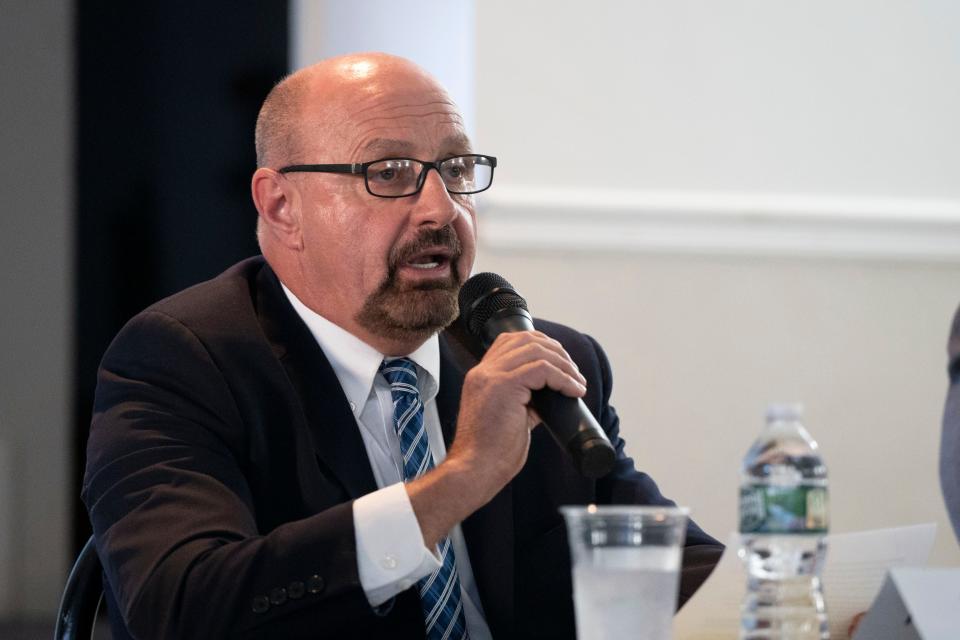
54, 535, 103, 640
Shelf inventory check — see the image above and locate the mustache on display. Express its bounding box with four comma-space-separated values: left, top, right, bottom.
388, 226, 463, 270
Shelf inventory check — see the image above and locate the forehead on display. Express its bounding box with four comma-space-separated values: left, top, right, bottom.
301, 72, 472, 161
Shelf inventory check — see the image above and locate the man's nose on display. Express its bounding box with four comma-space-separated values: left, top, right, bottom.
410, 168, 459, 227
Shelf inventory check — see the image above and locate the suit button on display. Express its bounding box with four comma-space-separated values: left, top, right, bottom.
252, 595, 270, 614
269, 587, 288, 606
288, 580, 305, 599
306, 574, 325, 595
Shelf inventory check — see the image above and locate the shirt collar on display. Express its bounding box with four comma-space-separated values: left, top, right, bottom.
280, 283, 441, 417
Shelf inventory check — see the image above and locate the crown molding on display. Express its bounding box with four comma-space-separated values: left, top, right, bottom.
479, 186, 960, 262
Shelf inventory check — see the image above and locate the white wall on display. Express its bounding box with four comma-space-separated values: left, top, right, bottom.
0, 1, 73, 616
477, 1, 960, 260
296, 0, 960, 568
473, 0, 960, 566
477, 0, 960, 198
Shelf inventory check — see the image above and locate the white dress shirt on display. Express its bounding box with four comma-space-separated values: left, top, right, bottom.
281, 284, 492, 640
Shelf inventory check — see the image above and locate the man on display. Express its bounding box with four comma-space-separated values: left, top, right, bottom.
83, 53, 722, 639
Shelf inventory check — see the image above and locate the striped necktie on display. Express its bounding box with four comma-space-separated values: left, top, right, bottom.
380, 358, 469, 640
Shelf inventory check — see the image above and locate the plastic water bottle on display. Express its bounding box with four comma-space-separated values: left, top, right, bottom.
739, 403, 829, 639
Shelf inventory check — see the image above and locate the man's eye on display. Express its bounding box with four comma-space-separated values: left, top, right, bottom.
443, 159, 473, 181
368, 160, 418, 185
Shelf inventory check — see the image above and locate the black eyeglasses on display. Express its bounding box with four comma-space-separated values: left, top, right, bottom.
278, 154, 497, 198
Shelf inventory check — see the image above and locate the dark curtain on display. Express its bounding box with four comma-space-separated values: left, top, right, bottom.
73, 1, 288, 554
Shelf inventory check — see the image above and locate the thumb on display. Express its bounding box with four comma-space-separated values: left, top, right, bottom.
526, 407, 542, 431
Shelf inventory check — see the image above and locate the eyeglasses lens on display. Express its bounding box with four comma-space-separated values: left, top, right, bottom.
364, 156, 493, 197
365, 159, 419, 197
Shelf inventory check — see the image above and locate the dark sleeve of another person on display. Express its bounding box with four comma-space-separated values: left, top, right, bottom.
82, 310, 376, 640
583, 333, 724, 608
941, 305, 960, 543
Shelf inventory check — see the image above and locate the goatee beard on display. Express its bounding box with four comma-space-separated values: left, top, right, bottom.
353, 226, 463, 344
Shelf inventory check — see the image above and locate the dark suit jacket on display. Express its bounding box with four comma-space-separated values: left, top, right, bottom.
942, 304, 960, 544
83, 256, 722, 640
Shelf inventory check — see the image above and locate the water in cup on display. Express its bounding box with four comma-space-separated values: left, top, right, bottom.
561, 505, 688, 640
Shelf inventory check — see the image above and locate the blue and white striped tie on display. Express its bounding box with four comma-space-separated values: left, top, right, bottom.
380, 358, 469, 640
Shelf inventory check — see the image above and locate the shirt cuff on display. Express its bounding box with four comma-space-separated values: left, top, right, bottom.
353, 482, 443, 607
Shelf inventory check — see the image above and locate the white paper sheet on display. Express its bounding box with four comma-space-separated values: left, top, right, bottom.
673, 523, 937, 640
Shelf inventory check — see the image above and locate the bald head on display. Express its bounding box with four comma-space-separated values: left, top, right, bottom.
254, 53, 458, 168
254, 70, 308, 168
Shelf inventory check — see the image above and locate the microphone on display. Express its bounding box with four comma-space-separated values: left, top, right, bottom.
457, 272, 616, 478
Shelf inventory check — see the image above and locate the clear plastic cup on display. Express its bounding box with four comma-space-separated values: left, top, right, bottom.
561, 505, 689, 640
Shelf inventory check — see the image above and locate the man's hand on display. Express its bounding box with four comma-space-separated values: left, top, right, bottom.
406, 330, 587, 547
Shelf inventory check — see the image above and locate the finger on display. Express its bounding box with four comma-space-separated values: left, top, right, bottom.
847, 612, 866, 638
485, 333, 586, 384
493, 341, 587, 386
511, 359, 587, 398
489, 331, 571, 362
528, 333, 580, 373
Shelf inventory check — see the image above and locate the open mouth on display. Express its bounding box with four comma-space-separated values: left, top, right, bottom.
407, 255, 446, 269
403, 248, 455, 271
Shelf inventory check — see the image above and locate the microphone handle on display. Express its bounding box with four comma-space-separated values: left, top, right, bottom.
479, 310, 616, 478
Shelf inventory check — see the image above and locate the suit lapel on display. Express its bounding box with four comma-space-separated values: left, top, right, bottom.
253, 262, 517, 632
439, 329, 516, 637
254, 264, 379, 500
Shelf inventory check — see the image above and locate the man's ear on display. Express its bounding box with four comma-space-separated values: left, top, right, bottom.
251, 168, 302, 250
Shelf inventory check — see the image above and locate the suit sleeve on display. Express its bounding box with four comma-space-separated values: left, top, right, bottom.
941, 305, 960, 543
583, 333, 724, 607
83, 310, 376, 639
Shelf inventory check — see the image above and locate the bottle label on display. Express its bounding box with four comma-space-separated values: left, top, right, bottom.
739, 484, 828, 534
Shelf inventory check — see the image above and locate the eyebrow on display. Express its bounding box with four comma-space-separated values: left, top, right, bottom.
360, 134, 474, 160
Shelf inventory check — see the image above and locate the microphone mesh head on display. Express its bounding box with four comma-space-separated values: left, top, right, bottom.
458, 272, 529, 337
